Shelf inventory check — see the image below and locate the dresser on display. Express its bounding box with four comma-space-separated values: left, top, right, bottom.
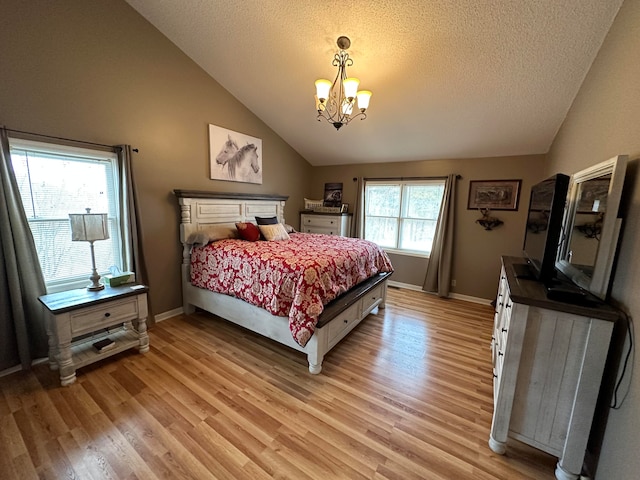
300, 211, 352, 236
39, 284, 150, 386
490, 256, 620, 480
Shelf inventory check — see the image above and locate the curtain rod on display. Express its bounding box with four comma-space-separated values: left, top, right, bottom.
4, 128, 138, 152
362, 175, 462, 181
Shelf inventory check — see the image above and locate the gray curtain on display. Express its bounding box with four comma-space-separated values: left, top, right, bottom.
423, 174, 457, 297
116, 145, 153, 324
352, 176, 364, 238
0, 128, 48, 371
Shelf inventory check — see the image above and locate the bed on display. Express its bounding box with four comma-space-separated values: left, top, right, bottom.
174, 190, 393, 373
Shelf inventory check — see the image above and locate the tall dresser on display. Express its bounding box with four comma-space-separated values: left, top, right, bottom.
490, 256, 620, 480
300, 212, 352, 236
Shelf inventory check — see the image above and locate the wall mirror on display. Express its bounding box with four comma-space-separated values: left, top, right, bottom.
556, 154, 628, 299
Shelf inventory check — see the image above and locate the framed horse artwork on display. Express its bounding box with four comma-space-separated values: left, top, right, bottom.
208, 124, 263, 184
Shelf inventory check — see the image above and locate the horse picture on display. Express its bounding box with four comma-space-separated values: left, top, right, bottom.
209, 125, 262, 184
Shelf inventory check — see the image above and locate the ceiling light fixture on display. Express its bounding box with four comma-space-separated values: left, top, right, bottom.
315, 36, 372, 131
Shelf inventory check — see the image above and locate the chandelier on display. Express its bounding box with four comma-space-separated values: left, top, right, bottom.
315, 36, 372, 130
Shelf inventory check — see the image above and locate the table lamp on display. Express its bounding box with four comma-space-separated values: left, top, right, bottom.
69, 208, 110, 291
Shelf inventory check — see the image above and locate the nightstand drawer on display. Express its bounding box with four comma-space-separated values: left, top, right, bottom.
70, 297, 139, 336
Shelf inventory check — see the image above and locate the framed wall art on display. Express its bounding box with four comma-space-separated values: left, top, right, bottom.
209, 124, 262, 184
467, 179, 522, 211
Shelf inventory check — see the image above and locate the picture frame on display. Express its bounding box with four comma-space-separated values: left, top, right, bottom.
209, 124, 262, 184
323, 182, 343, 207
467, 179, 522, 211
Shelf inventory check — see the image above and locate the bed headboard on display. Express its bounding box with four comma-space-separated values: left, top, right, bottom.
174, 189, 289, 248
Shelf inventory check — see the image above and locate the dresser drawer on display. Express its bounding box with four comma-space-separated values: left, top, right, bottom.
70, 297, 140, 336
301, 215, 341, 228
301, 226, 340, 235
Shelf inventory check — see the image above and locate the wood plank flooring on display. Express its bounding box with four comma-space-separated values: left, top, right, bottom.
0, 287, 557, 479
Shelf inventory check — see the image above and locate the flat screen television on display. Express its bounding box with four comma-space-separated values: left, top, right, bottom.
521, 173, 570, 285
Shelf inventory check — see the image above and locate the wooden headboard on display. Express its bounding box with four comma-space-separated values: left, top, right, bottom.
173, 190, 289, 262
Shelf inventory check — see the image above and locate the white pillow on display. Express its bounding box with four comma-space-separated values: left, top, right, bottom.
186, 225, 239, 245
258, 223, 291, 241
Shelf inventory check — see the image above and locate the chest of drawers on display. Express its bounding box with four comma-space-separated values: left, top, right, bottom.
300, 212, 352, 236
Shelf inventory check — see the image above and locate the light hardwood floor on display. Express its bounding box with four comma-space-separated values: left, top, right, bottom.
0, 287, 557, 479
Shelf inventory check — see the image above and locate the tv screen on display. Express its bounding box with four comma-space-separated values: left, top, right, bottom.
522, 174, 570, 284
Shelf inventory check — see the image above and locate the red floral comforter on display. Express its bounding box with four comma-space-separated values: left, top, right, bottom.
190, 233, 393, 347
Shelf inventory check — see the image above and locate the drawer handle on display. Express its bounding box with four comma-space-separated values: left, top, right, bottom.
498, 351, 503, 356
493, 374, 498, 378
506, 304, 511, 309
330, 221, 334, 224
501, 328, 507, 333
343, 319, 348, 324
104, 312, 111, 318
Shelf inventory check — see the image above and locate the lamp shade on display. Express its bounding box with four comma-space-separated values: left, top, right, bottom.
356, 90, 372, 111
343, 77, 360, 99
69, 209, 109, 242
315, 79, 332, 102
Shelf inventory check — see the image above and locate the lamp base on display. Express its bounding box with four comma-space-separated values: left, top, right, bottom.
87, 283, 105, 291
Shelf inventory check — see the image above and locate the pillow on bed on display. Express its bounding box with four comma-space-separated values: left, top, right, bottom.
283, 223, 296, 233
186, 225, 239, 245
255, 216, 278, 225
235, 222, 261, 242
258, 223, 291, 241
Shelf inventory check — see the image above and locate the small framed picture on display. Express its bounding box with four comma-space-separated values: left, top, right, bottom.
341, 203, 349, 213
467, 179, 522, 211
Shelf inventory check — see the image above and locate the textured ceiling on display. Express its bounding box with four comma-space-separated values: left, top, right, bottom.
125, 0, 623, 166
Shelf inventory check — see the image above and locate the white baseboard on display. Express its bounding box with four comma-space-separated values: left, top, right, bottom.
154, 307, 183, 323
387, 280, 491, 305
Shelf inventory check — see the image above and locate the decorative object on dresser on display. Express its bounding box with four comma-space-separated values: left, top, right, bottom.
323, 182, 343, 207
300, 211, 352, 237
68, 208, 110, 291
467, 179, 522, 210
314, 36, 372, 131
39, 284, 150, 386
174, 190, 391, 374
208, 124, 262, 184
475, 208, 503, 230
490, 256, 620, 480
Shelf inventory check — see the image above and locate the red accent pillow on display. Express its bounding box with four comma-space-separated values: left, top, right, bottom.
235, 222, 261, 242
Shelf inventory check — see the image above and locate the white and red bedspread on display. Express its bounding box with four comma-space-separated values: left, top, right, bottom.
190, 233, 393, 347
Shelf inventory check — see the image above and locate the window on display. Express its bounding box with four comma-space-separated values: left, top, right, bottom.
9, 138, 126, 292
364, 179, 445, 256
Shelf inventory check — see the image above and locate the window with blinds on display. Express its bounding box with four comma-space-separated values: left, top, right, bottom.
9, 138, 124, 292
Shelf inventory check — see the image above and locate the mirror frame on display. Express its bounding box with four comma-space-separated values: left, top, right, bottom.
556, 154, 628, 299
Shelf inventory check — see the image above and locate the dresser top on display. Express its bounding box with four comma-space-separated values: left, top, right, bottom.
502, 256, 620, 321
39, 284, 148, 314
300, 210, 353, 216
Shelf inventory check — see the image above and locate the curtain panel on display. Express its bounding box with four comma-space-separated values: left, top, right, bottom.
0, 127, 48, 371
423, 174, 457, 297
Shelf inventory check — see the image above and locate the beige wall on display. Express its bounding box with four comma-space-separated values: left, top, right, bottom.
0, 0, 313, 319
546, 0, 640, 478
312, 155, 547, 300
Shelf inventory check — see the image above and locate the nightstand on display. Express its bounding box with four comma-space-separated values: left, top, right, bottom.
38, 284, 150, 386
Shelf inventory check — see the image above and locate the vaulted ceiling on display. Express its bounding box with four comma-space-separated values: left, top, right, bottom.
125, 0, 623, 166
